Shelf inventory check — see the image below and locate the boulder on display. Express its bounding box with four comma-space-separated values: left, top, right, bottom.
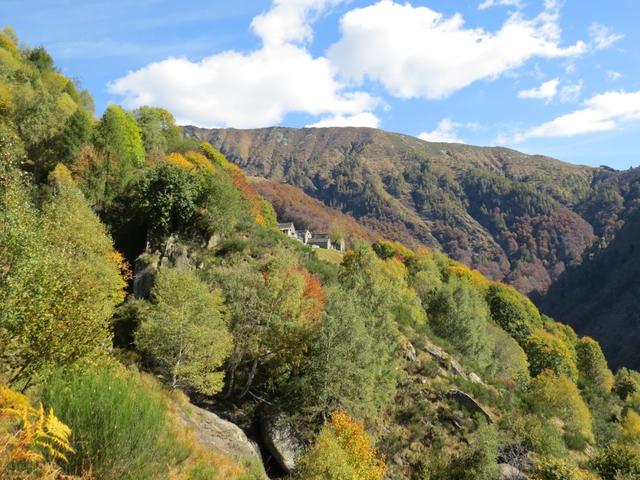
261, 416, 303, 473
179, 403, 264, 469
446, 390, 494, 424
498, 463, 528, 480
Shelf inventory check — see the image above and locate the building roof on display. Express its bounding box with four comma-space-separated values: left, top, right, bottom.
277, 222, 295, 229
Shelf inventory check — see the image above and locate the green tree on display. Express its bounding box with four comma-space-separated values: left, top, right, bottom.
428, 276, 494, 368
486, 283, 542, 343
523, 328, 578, 381
287, 287, 401, 427
135, 267, 232, 395
527, 370, 594, 446
0, 165, 126, 386
614, 369, 640, 401
134, 106, 180, 158
576, 337, 614, 395
589, 444, 640, 480
53, 108, 93, 166
95, 104, 144, 169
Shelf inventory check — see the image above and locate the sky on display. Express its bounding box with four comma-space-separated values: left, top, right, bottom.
2, 0, 640, 169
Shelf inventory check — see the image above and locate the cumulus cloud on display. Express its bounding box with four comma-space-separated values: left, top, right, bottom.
518, 78, 559, 100
514, 90, 640, 142
328, 0, 586, 100
589, 22, 624, 50
418, 119, 465, 143
478, 0, 523, 11
306, 112, 380, 128
109, 0, 377, 128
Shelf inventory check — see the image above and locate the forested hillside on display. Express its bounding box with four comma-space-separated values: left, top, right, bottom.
185, 125, 640, 370
5, 28, 640, 480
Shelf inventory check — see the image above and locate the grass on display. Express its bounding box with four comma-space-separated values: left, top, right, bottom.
314, 248, 344, 265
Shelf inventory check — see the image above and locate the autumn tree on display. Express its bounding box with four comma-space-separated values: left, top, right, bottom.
523, 328, 578, 381
95, 104, 144, 169
295, 411, 385, 480
486, 283, 542, 343
135, 267, 232, 395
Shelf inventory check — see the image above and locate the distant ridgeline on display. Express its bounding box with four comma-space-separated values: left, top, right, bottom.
6, 27, 640, 480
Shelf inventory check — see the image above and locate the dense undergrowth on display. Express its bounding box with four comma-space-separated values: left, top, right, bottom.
3, 27, 640, 480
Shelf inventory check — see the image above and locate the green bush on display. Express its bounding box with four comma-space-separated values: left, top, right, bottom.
589, 444, 640, 480
40, 363, 188, 479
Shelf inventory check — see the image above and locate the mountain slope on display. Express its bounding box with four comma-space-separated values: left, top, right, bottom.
184, 126, 602, 294
539, 207, 640, 369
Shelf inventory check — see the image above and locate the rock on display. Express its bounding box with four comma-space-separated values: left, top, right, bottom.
261, 416, 303, 473
446, 390, 494, 424
178, 402, 265, 471
133, 254, 159, 299
401, 337, 417, 362
469, 372, 485, 385
498, 463, 528, 480
449, 358, 467, 378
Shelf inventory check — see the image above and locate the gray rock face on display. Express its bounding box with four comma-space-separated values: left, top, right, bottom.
133, 254, 159, 299
446, 390, 494, 424
179, 403, 265, 470
422, 338, 485, 384
498, 463, 528, 480
261, 416, 303, 473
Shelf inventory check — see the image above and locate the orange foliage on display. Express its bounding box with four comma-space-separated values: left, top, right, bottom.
229, 168, 263, 221
330, 411, 385, 480
300, 270, 327, 322
164, 152, 194, 170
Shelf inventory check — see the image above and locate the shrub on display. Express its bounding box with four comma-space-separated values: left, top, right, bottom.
589, 444, 640, 480
486, 283, 541, 342
40, 364, 187, 480
614, 369, 640, 401
532, 456, 596, 480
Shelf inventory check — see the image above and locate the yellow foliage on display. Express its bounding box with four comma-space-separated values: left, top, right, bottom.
164, 152, 194, 170
622, 410, 640, 445
0, 384, 74, 476
56, 93, 78, 120
184, 151, 216, 174
297, 411, 385, 480
381, 256, 408, 281
0, 83, 14, 116
445, 262, 491, 291
532, 455, 597, 480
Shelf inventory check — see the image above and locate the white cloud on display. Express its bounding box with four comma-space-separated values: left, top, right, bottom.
478, 0, 523, 11
109, 0, 378, 128
514, 90, 640, 142
418, 119, 465, 143
328, 0, 586, 100
559, 80, 583, 102
518, 78, 559, 100
305, 112, 380, 128
607, 70, 622, 81
589, 22, 623, 50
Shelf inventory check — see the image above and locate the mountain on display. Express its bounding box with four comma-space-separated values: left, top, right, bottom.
251, 177, 379, 243
184, 126, 605, 294
184, 125, 640, 368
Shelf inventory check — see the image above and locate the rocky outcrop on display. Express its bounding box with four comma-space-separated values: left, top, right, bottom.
498, 463, 528, 480
421, 338, 485, 384
260, 416, 303, 473
446, 390, 494, 424
179, 402, 265, 472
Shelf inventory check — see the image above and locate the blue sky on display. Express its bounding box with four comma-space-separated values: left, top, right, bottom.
3, 0, 639, 169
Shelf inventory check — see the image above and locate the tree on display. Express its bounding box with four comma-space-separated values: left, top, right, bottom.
614, 369, 640, 401
486, 283, 542, 343
135, 267, 232, 395
487, 323, 530, 387
527, 370, 594, 446
53, 108, 93, 166
576, 337, 614, 395
428, 276, 494, 368
523, 328, 578, 381
0, 165, 126, 386
286, 287, 400, 428
295, 411, 385, 480
134, 106, 180, 158
533, 456, 596, 480
589, 444, 640, 480
95, 104, 144, 169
